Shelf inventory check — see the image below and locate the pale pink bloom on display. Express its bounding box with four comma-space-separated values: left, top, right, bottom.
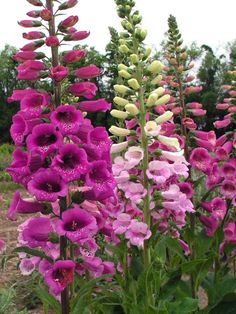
112, 156, 126, 176
124, 146, 144, 167
171, 163, 189, 178
113, 213, 131, 235
146, 160, 172, 184
115, 170, 130, 184
144, 121, 161, 137
111, 141, 128, 154
161, 149, 189, 164
125, 220, 151, 247
19, 256, 40, 275
123, 182, 146, 204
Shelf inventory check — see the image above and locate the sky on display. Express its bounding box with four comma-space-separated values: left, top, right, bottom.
0, 0, 236, 54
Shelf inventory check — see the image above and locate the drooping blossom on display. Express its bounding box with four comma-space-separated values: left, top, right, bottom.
69, 82, 97, 99
125, 220, 151, 247
75, 64, 101, 79
189, 147, 212, 173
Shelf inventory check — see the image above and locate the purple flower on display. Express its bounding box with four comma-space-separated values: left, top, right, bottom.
113, 213, 131, 235
221, 180, 236, 199
75, 64, 101, 79
85, 161, 116, 201
44, 260, 75, 296
26, 124, 63, 156
202, 197, 227, 220
19, 257, 40, 275
50, 65, 69, 82
56, 206, 98, 242
22, 217, 52, 247
189, 147, 212, 173
50, 105, 83, 136
69, 82, 97, 99
28, 169, 67, 202
7, 190, 45, 221
199, 215, 218, 237
78, 99, 111, 112
52, 144, 88, 182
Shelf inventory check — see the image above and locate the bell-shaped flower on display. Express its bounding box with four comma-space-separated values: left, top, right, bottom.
50, 105, 83, 135
189, 147, 213, 173
75, 64, 101, 79
78, 99, 111, 112
56, 206, 98, 242
125, 220, 151, 247
52, 144, 88, 182
69, 82, 97, 99
27, 169, 68, 202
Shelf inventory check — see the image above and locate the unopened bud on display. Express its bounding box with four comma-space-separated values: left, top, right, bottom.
114, 84, 131, 94
113, 96, 129, 107
147, 93, 158, 107
158, 135, 180, 151
155, 111, 173, 124
155, 94, 170, 106
119, 44, 130, 54
125, 103, 139, 115
130, 54, 139, 64
145, 47, 152, 58
119, 70, 132, 79
132, 14, 142, 24
151, 75, 162, 85
180, 52, 187, 60
121, 20, 133, 31
109, 126, 131, 137
118, 64, 128, 71
148, 60, 164, 74
154, 87, 165, 97
128, 78, 140, 90
110, 110, 128, 119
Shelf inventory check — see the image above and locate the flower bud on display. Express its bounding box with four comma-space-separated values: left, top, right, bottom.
118, 64, 128, 71
155, 94, 170, 106
59, 0, 78, 10
130, 54, 139, 64
23, 31, 45, 40
135, 28, 147, 41
144, 47, 152, 58
121, 20, 133, 31
154, 87, 165, 97
114, 85, 131, 94
118, 70, 132, 79
109, 126, 131, 137
111, 141, 128, 154
128, 78, 140, 90
132, 14, 142, 24
46, 36, 60, 47
113, 97, 129, 107
40, 9, 53, 21
155, 111, 173, 124
145, 121, 161, 137
158, 135, 180, 151
18, 20, 42, 28
63, 31, 90, 41
119, 45, 130, 54
125, 103, 139, 115
27, 10, 41, 18
180, 52, 188, 60
110, 110, 128, 119
151, 75, 162, 85
147, 93, 158, 107
148, 60, 164, 74
59, 15, 79, 30
26, 0, 43, 6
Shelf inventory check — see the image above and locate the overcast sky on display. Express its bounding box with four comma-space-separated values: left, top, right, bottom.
0, 0, 235, 54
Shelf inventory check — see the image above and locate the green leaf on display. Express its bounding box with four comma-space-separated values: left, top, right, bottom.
166, 297, 199, 313
35, 286, 60, 314
14, 246, 53, 262
165, 237, 185, 260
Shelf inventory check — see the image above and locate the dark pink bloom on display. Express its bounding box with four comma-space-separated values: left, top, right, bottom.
220, 180, 236, 199
50, 65, 69, 81
195, 131, 216, 147
23, 31, 45, 40
21, 40, 44, 51
27, 10, 41, 18
75, 64, 101, 79
8, 88, 49, 104
28, 169, 68, 202
182, 117, 197, 130
22, 217, 52, 247
220, 162, 236, 180
64, 31, 90, 41
52, 144, 88, 182
45, 36, 60, 47
56, 206, 98, 242
214, 118, 231, 129
85, 160, 116, 201
50, 105, 83, 135
179, 239, 190, 256
79, 256, 104, 278
17, 70, 40, 80
18, 20, 42, 28
59, 0, 78, 10
69, 82, 97, 99
63, 49, 87, 63
10, 113, 29, 145
86, 127, 112, 158
189, 109, 207, 116
26, 124, 63, 156
216, 103, 230, 110
20, 94, 46, 118
7, 190, 45, 221
186, 102, 202, 109
44, 260, 75, 296
189, 147, 212, 173
14, 51, 45, 62
224, 222, 236, 243
206, 163, 223, 189
40, 9, 52, 21
202, 197, 227, 220
59, 15, 79, 29
18, 60, 45, 71
26, 0, 43, 6
178, 182, 193, 199
78, 99, 111, 112
199, 215, 218, 237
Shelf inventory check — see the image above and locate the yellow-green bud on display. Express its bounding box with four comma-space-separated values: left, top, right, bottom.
135, 27, 147, 41
118, 70, 132, 79
155, 111, 173, 124
125, 103, 139, 115
114, 84, 131, 95
110, 110, 128, 119
145, 47, 152, 58
158, 135, 180, 151
148, 60, 164, 74
151, 75, 162, 85
118, 64, 128, 71
109, 126, 130, 137
155, 94, 171, 106
113, 96, 129, 107
121, 20, 133, 31
147, 93, 158, 107
132, 14, 142, 24
154, 87, 165, 97
118, 39, 127, 45
128, 78, 140, 90
130, 54, 139, 64
118, 45, 130, 54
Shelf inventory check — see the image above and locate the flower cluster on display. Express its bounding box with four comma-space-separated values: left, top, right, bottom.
7, 0, 116, 300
